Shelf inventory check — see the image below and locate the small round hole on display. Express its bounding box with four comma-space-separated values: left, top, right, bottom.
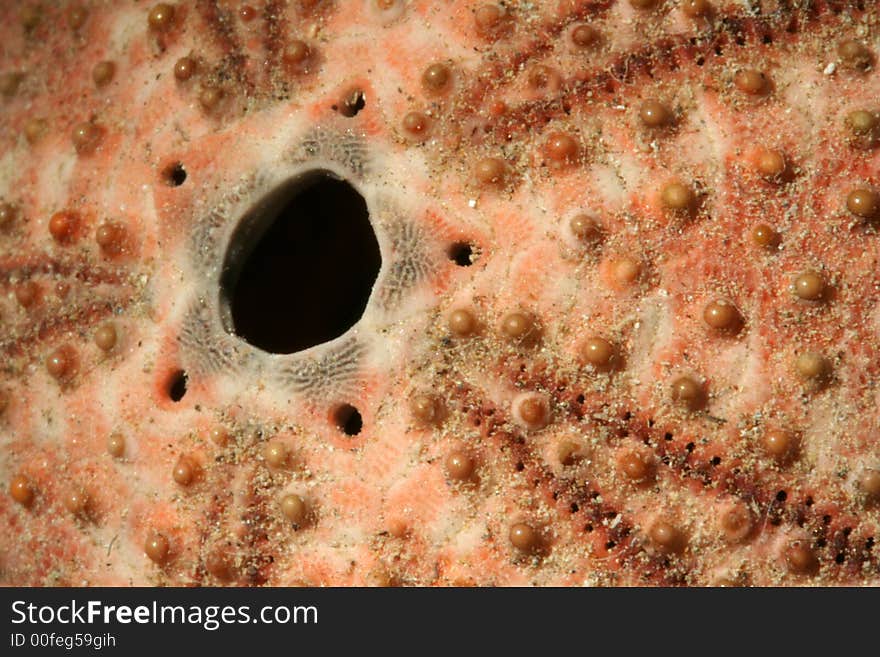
168, 370, 188, 402
448, 242, 474, 266
336, 89, 366, 117
163, 162, 187, 187
334, 403, 362, 436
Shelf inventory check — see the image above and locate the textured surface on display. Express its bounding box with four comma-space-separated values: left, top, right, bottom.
1, 0, 879, 586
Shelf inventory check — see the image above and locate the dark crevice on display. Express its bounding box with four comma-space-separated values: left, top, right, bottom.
169, 370, 188, 402
222, 172, 380, 354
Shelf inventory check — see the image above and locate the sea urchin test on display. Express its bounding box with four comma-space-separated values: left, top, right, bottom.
1, 1, 879, 587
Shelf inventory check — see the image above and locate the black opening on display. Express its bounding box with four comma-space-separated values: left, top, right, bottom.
164, 162, 187, 186
335, 89, 366, 118
448, 242, 474, 266
334, 403, 362, 436
169, 370, 188, 401
224, 172, 381, 354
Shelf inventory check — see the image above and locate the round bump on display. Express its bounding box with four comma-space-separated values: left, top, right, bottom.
46, 346, 76, 381
681, 0, 711, 18
94, 322, 118, 352
173, 56, 197, 81
172, 456, 197, 486
0, 72, 23, 98
556, 440, 584, 467
263, 440, 289, 469
65, 489, 89, 516
719, 505, 752, 542
581, 337, 615, 369
280, 494, 307, 526
282, 41, 313, 74
68, 5, 89, 30
107, 432, 126, 458
569, 214, 601, 243
15, 281, 39, 308
844, 109, 880, 137
0, 202, 17, 229
448, 308, 477, 337
500, 311, 538, 345
205, 550, 234, 581
445, 450, 475, 481
199, 86, 223, 112
527, 65, 560, 93
703, 299, 742, 332
846, 188, 878, 218
209, 426, 229, 446
751, 223, 778, 249
148, 3, 175, 32
734, 69, 767, 95
762, 428, 795, 461
144, 532, 170, 564
785, 540, 818, 574
92, 61, 115, 87
670, 375, 704, 411
544, 131, 578, 163
837, 39, 872, 70
639, 99, 672, 128
756, 148, 786, 179
570, 24, 598, 49
792, 271, 825, 301
24, 117, 47, 144
618, 451, 651, 482
421, 63, 451, 93
860, 469, 880, 500
509, 522, 539, 553
629, 0, 659, 9
660, 181, 695, 212
0, 389, 8, 416
401, 111, 429, 139
239, 4, 256, 21
474, 3, 508, 38
649, 521, 685, 553
409, 393, 442, 425
474, 157, 507, 187
611, 257, 642, 286
516, 394, 550, 429
72, 122, 103, 155
95, 221, 126, 256
49, 210, 78, 243
10, 474, 34, 507
795, 352, 829, 382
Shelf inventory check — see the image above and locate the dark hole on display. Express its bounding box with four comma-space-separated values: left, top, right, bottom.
866, 537, 874, 550
336, 89, 366, 117
776, 490, 787, 502
685, 442, 695, 452
584, 523, 593, 533
834, 553, 845, 564
334, 403, 362, 436
805, 496, 814, 507
734, 36, 746, 46
623, 411, 632, 421
168, 370, 188, 402
762, 34, 772, 44
817, 538, 827, 548
448, 242, 474, 266
664, 432, 673, 441
710, 456, 721, 466
576, 394, 585, 404
843, 527, 852, 537
714, 46, 723, 56
223, 172, 380, 354
823, 515, 832, 525
515, 461, 524, 471
164, 162, 187, 186
695, 56, 705, 66
570, 503, 579, 513
605, 541, 616, 550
